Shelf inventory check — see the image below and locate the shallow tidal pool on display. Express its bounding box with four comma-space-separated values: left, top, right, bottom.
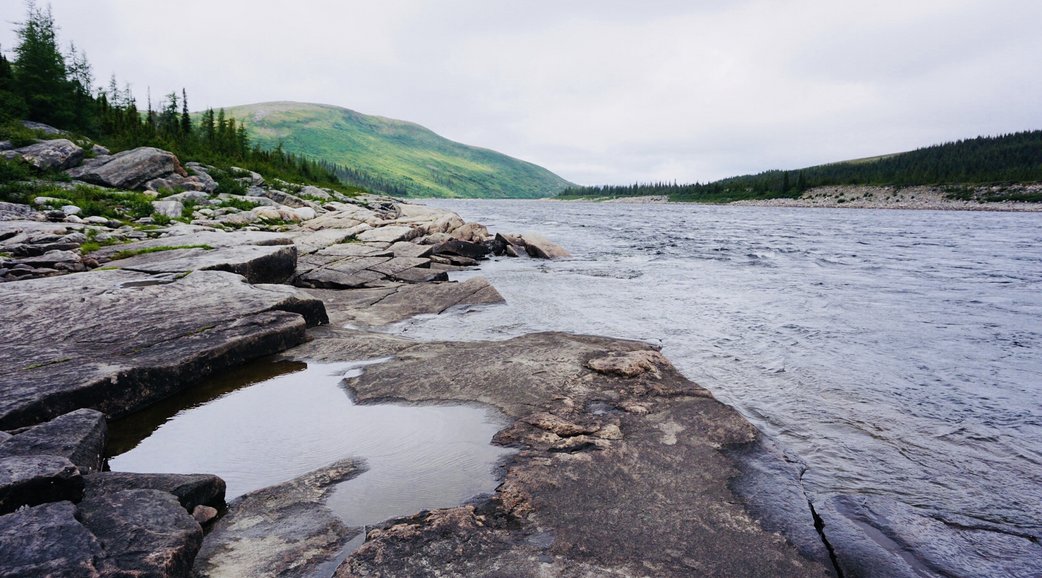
106, 357, 514, 526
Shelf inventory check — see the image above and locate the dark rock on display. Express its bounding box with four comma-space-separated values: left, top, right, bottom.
83, 472, 226, 512
10, 139, 84, 171
0, 501, 106, 578
68, 146, 187, 190
9, 248, 80, 267
11, 241, 81, 257
0, 269, 325, 429
196, 460, 365, 578
0, 408, 107, 473
817, 493, 1042, 578
79, 489, 203, 578
0, 454, 83, 514
489, 232, 525, 256
432, 238, 490, 260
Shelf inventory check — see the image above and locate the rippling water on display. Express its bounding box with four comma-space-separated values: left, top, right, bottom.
411, 200, 1042, 540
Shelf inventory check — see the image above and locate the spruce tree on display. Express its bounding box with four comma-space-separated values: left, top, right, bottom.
12, 1, 75, 128
180, 88, 191, 137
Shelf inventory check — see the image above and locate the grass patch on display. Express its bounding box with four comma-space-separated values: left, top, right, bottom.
111, 244, 214, 260
220, 196, 261, 211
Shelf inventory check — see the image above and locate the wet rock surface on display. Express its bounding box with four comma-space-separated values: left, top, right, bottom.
195, 459, 365, 578
0, 268, 325, 429
816, 493, 1042, 578
1, 136, 844, 576
293, 331, 834, 577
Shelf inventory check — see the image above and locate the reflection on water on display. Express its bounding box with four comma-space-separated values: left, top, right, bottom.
107, 360, 513, 524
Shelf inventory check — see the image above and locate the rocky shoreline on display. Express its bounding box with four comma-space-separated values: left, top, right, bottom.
2, 137, 842, 576
730, 184, 1042, 211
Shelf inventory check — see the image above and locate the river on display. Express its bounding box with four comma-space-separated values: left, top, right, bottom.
410, 200, 1042, 545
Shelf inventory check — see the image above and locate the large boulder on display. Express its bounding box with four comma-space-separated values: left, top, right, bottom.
519, 233, 571, 259
0, 408, 107, 473
8, 139, 84, 171
68, 147, 187, 190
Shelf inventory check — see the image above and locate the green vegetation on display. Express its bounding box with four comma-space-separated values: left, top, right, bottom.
111, 244, 214, 260
561, 131, 1042, 203
0, 3, 357, 199
221, 102, 574, 198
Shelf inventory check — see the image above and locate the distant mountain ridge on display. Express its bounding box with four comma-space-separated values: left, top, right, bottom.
220, 102, 573, 198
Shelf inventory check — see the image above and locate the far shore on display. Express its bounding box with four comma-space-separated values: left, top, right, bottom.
551, 184, 1042, 212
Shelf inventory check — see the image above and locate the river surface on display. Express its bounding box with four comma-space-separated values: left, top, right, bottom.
412, 200, 1042, 541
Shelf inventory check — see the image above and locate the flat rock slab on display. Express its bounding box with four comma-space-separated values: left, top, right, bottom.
303, 277, 504, 327
356, 225, 420, 244
93, 230, 297, 284
290, 331, 834, 577
0, 408, 107, 473
195, 459, 365, 578
0, 269, 326, 429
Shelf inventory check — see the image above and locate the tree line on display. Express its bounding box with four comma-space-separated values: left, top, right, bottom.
0, 2, 357, 192
561, 131, 1042, 202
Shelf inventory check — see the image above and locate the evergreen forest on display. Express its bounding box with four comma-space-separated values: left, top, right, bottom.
0, 2, 358, 193
560, 131, 1042, 203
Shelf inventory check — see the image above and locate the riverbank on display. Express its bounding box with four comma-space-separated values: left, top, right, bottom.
0, 143, 837, 576
731, 184, 1042, 211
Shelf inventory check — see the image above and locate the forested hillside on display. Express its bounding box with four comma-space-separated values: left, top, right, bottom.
1, 5, 363, 193
561, 131, 1042, 202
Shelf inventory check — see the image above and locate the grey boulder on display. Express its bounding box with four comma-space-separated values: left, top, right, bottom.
68, 146, 187, 190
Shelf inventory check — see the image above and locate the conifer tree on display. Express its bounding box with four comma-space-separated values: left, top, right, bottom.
12, 1, 74, 128
180, 88, 191, 137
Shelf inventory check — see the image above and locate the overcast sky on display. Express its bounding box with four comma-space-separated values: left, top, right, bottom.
2, 1, 1040, 185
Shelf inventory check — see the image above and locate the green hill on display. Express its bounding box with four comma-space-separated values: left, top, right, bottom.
561, 130, 1042, 202
219, 102, 572, 198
